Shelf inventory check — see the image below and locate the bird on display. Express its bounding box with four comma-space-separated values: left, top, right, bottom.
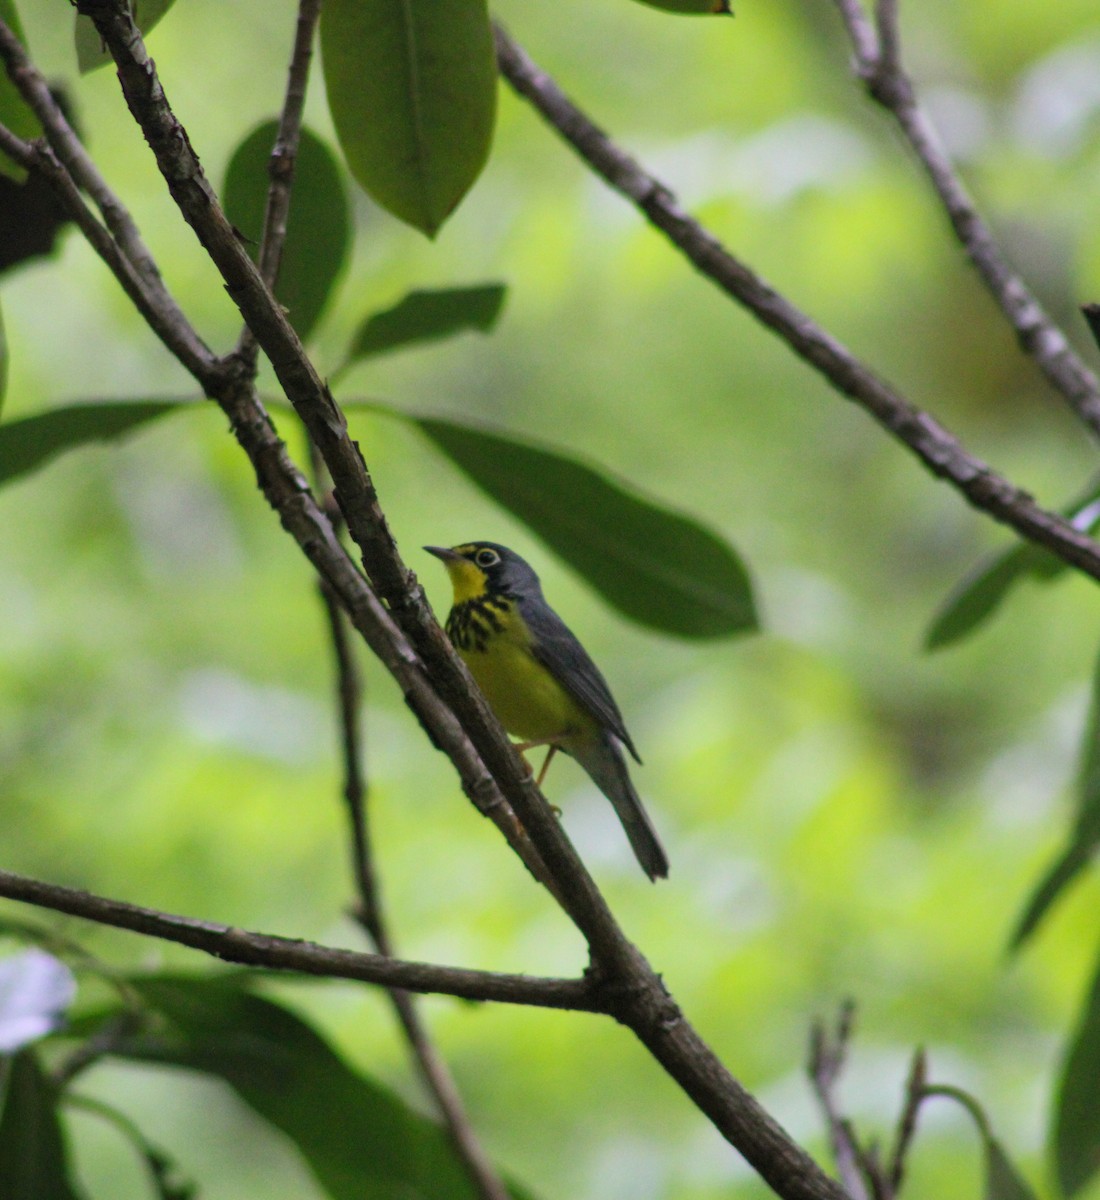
425, 541, 668, 880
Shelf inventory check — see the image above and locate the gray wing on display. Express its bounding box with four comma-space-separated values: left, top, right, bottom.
520, 597, 641, 764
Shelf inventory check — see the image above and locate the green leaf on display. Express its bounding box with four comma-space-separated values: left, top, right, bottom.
0, 1051, 85, 1200
74, 0, 177, 74
926, 489, 1100, 651
102, 975, 533, 1200
1010, 640, 1100, 949
0, 950, 76, 1053
346, 284, 506, 364
0, 0, 40, 180
357, 407, 756, 638
1054, 939, 1100, 1196
321, 0, 497, 236
629, 0, 732, 12
222, 120, 351, 342
0, 400, 192, 489
925, 545, 1055, 651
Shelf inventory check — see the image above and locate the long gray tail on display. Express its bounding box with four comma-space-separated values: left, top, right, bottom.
570, 734, 669, 881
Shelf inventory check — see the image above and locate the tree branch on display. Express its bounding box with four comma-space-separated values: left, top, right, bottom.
829, 0, 1100, 438
808, 1003, 872, 1200
492, 23, 1100, 583
0, 868, 597, 1010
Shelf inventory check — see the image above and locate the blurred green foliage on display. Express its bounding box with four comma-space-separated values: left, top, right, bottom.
3, 0, 1100, 1197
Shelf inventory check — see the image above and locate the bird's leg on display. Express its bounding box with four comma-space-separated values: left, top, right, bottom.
512, 739, 563, 815
535, 745, 557, 789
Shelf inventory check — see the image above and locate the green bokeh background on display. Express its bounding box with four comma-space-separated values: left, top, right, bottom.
4, 1, 1100, 1197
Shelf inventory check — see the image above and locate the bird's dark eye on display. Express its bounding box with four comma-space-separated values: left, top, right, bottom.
475, 548, 500, 568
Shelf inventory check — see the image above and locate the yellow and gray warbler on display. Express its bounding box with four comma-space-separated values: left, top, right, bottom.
426, 542, 668, 880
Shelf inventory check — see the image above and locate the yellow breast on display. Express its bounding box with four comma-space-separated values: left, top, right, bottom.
448, 597, 594, 744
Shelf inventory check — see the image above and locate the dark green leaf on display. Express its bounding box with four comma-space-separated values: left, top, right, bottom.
222, 120, 351, 342
0, 950, 76, 1053
926, 488, 1100, 651
346, 284, 506, 364
385, 410, 757, 638
75, 0, 177, 73
984, 1138, 1039, 1200
0, 400, 192, 489
104, 975, 533, 1200
0, 0, 40, 180
1010, 641, 1100, 949
925, 544, 1061, 651
321, 0, 497, 236
629, 0, 731, 12
1054, 940, 1100, 1196
0, 1051, 85, 1200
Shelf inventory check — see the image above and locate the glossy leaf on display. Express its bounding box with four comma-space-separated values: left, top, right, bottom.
1010, 641, 1100, 949
75, 0, 177, 73
0, 1052, 84, 1200
374, 409, 758, 638
222, 120, 351, 342
629, 0, 731, 12
0, 0, 39, 180
0, 950, 76, 1053
926, 490, 1100, 651
1054, 941, 1100, 1196
102, 975, 533, 1200
321, 0, 496, 236
346, 284, 506, 364
0, 400, 191, 489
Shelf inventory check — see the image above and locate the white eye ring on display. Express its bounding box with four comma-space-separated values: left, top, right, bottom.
475, 548, 500, 567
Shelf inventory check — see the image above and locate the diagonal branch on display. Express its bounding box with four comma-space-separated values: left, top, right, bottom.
492, 23, 1100, 581
829, 0, 1100, 438
0, 868, 598, 1011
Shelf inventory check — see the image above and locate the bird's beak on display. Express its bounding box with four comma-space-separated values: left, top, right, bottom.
424, 545, 461, 563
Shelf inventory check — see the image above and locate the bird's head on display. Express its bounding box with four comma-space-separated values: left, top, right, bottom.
424, 542, 541, 604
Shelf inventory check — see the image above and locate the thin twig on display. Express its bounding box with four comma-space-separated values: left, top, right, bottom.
492, 22, 1100, 580
830, 0, 1100, 438
234, 0, 322, 367
887, 1048, 926, 1193
808, 1002, 872, 1200
0, 868, 597, 1010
